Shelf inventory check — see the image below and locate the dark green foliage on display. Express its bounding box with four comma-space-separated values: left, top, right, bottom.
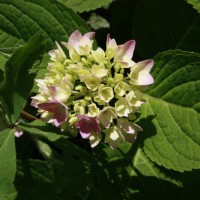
0, 0, 200, 199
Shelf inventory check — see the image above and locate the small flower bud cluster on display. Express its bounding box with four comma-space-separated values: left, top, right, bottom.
32, 30, 154, 148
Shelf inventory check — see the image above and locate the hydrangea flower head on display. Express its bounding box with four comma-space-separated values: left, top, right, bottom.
32, 30, 154, 149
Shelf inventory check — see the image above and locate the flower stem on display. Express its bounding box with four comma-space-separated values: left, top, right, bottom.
20, 111, 38, 121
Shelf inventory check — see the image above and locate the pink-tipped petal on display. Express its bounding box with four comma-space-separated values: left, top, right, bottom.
142, 59, 154, 72
80, 131, 91, 139
84, 32, 95, 39
14, 127, 23, 138
48, 50, 55, 58
69, 30, 82, 42
106, 34, 117, 49
138, 72, 154, 86
55, 41, 66, 59
132, 59, 154, 73
38, 101, 68, 126
75, 115, 100, 139
116, 40, 136, 59
31, 98, 38, 108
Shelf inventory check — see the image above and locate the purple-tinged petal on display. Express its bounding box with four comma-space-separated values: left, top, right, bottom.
69, 30, 82, 42
84, 32, 95, 40
14, 127, 23, 138
31, 99, 38, 108
138, 72, 154, 85
38, 100, 68, 127
124, 133, 137, 143
106, 34, 117, 49
116, 40, 136, 60
75, 115, 100, 139
48, 50, 55, 58
118, 119, 143, 134
130, 59, 154, 86
131, 59, 154, 74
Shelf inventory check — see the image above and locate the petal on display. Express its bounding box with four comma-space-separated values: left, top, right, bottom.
138, 72, 154, 85
69, 30, 82, 42
87, 103, 99, 117
38, 101, 68, 126
106, 34, 117, 49
79, 131, 91, 139
98, 85, 114, 103
75, 115, 101, 137
115, 98, 132, 117
91, 48, 105, 63
91, 64, 107, 78
89, 132, 102, 148
84, 32, 95, 40
14, 127, 23, 138
83, 75, 101, 91
131, 59, 154, 74
116, 40, 136, 60
98, 107, 117, 128
105, 126, 124, 149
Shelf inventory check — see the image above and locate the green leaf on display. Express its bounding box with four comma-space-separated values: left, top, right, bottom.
93, 143, 181, 199
4, 185, 18, 200
0, 129, 16, 199
18, 120, 62, 142
15, 159, 55, 199
87, 13, 110, 30
0, 52, 7, 87
131, 0, 200, 58
51, 139, 122, 199
0, 36, 46, 124
0, 0, 90, 51
58, 0, 114, 13
130, 148, 182, 199
187, 0, 200, 13
0, 52, 8, 71
140, 50, 200, 172
32, 53, 49, 93
0, 29, 25, 55
133, 148, 181, 186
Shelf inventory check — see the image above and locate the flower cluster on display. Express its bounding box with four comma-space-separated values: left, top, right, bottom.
32, 30, 154, 148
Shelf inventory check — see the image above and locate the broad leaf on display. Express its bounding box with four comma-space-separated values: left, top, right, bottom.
0, 36, 46, 124
130, 148, 182, 199
15, 159, 55, 199
0, 129, 16, 199
32, 53, 49, 93
187, 0, 200, 13
18, 120, 62, 142
0, 0, 90, 51
51, 139, 121, 199
0, 52, 7, 71
58, 0, 113, 13
0, 29, 24, 55
140, 50, 200, 171
93, 143, 181, 199
132, 0, 200, 58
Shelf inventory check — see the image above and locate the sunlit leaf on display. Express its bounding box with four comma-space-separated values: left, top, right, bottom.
187, 0, 200, 13
58, 0, 114, 13
0, 129, 16, 199
140, 50, 200, 171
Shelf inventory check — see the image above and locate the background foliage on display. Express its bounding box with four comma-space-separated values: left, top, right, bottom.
0, 0, 200, 199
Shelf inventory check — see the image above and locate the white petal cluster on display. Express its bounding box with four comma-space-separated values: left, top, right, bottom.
32, 30, 154, 149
